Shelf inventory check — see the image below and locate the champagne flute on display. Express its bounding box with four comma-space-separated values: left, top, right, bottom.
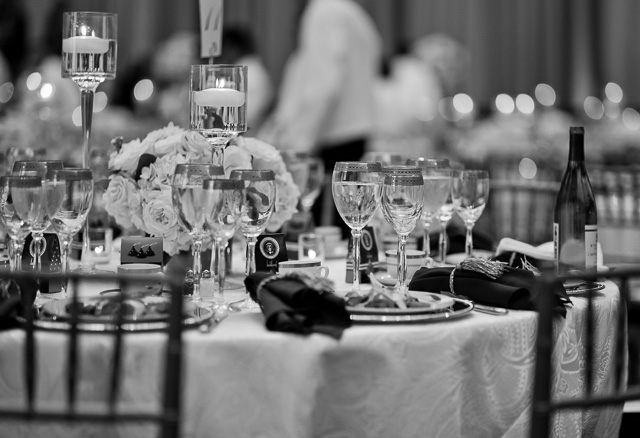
332, 162, 382, 297
171, 164, 225, 301
12, 160, 64, 271
229, 169, 276, 308
436, 161, 465, 264
0, 176, 31, 272
203, 178, 245, 308
380, 167, 424, 296
451, 170, 490, 258
407, 158, 451, 264
190, 65, 248, 165
46, 169, 94, 296
62, 11, 117, 269
9, 176, 61, 305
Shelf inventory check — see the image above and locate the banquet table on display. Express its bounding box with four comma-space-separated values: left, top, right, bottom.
0, 249, 626, 438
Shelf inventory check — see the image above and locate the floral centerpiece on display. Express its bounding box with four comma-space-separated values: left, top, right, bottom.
103, 123, 300, 255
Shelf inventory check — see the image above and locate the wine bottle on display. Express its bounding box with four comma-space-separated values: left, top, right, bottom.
553, 126, 598, 276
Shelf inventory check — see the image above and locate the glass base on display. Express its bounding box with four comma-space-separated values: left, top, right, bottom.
237, 296, 260, 309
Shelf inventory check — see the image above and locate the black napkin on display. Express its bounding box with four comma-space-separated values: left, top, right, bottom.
244, 272, 351, 339
0, 276, 37, 330
408, 265, 570, 317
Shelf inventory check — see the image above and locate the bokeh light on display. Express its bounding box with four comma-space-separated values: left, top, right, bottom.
133, 79, 154, 101
72, 106, 82, 127
495, 94, 515, 114
25, 72, 41, 91
0, 82, 14, 103
38, 83, 54, 100
622, 108, 640, 130
515, 94, 535, 114
583, 96, 604, 120
605, 82, 623, 103
519, 158, 537, 179
94, 91, 108, 112
438, 97, 462, 122
534, 83, 556, 106
452, 93, 473, 114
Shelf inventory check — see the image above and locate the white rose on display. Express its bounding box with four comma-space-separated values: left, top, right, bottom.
223, 145, 253, 177
141, 189, 179, 237
183, 131, 211, 156
267, 172, 301, 232
109, 138, 152, 174
103, 175, 141, 230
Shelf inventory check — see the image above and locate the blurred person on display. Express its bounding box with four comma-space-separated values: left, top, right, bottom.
217, 26, 274, 134
260, 0, 382, 233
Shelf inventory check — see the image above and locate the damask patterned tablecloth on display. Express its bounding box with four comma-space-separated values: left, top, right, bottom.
0, 262, 624, 438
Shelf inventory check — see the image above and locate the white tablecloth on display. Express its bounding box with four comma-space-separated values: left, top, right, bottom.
0, 256, 625, 438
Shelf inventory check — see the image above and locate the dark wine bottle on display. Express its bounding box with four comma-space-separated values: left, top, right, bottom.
553, 126, 598, 275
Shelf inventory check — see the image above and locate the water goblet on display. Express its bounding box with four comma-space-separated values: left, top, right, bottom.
282, 152, 324, 220
190, 64, 248, 165
230, 170, 276, 308
0, 176, 31, 271
407, 158, 451, 264
46, 169, 94, 296
171, 163, 225, 301
332, 162, 382, 297
380, 167, 424, 296
203, 178, 245, 309
451, 170, 490, 258
12, 160, 64, 272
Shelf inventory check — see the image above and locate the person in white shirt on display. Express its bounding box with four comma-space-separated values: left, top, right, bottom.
260, 0, 382, 233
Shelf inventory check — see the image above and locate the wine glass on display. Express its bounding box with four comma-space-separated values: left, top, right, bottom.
8, 176, 62, 305
12, 160, 64, 271
62, 11, 117, 269
190, 64, 248, 165
0, 176, 31, 272
171, 163, 225, 301
282, 152, 324, 230
203, 178, 245, 308
436, 161, 464, 264
380, 167, 424, 296
408, 158, 451, 265
451, 170, 490, 258
332, 162, 383, 297
46, 169, 94, 296
229, 169, 276, 308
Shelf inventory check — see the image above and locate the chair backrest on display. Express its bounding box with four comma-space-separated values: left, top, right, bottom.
530, 265, 640, 438
488, 179, 559, 246
0, 269, 184, 438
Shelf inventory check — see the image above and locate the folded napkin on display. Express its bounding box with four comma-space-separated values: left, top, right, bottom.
244, 272, 351, 339
0, 276, 37, 330
408, 259, 570, 317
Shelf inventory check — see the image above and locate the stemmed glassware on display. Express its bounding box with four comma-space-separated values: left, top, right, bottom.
436, 161, 464, 264
229, 169, 276, 308
62, 11, 117, 268
451, 170, 490, 258
0, 176, 31, 272
190, 65, 248, 165
171, 163, 224, 301
332, 162, 382, 297
408, 158, 451, 265
282, 152, 324, 229
380, 167, 424, 296
45, 169, 94, 296
203, 178, 245, 308
12, 160, 64, 272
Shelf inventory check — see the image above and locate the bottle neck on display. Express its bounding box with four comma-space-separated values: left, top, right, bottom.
568, 133, 585, 162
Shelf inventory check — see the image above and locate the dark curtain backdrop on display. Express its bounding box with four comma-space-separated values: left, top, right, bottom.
23, 0, 640, 112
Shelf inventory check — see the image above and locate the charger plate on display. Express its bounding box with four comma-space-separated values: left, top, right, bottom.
349, 298, 473, 323
564, 281, 605, 296
347, 291, 455, 315
21, 296, 213, 332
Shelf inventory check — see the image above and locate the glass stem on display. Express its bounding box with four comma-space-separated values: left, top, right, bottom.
10, 236, 25, 272
245, 236, 257, 278
465, 225, 474, 257
80, 88, 95, 270
192, 238, 203, 301
438, 220, 449, 264
351, 228, 362, 294
60, 236, 72, 296
423, 219, 431, 258
397, 233, 409, 293
33, 234, 45, 272
207, 139, 227, 166
216, 238, 227, 303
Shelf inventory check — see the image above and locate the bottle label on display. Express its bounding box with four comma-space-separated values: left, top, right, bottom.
585, 224, 598, 271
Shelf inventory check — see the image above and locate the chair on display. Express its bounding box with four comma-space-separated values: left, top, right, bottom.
0, 269, 184, 438
530, 265, 640, 438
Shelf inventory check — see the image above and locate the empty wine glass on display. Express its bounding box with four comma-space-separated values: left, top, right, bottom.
46, 169, 94, 296
451, 170, 490, 258
171, 163, 225, 301
282, 152, 324, 231
0, 176, 31, 271
407, 158, 451, 264
230, 169, 276, 308
203, 178, 245, 308
332, 162, 382, 297
380, 167, 424, 296
190, 64, 248, 165
12, 160, 64, 271
436, 161, 464, 264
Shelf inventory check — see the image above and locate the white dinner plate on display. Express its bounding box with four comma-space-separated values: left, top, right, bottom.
349, 298, 473, 323
346, 291, 455, 315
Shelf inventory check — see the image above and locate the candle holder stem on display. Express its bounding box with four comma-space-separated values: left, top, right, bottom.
79, 88, 95, 270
